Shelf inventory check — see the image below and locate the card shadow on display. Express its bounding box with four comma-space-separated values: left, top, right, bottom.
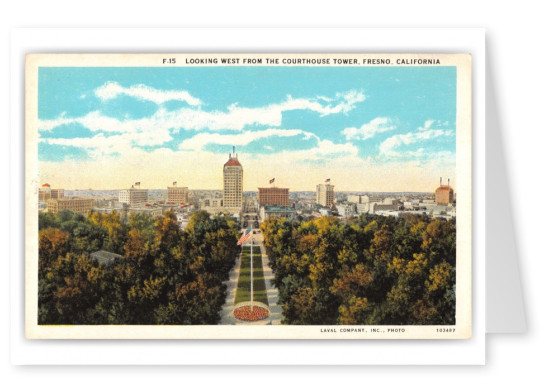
485, 37, 527, 333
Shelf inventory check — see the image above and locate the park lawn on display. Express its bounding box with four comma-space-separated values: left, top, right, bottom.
234, 245, 268, 306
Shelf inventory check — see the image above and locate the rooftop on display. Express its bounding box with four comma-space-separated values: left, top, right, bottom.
89, 250, 122, 267
264, 205, 295, 213
224, 156, 242, 167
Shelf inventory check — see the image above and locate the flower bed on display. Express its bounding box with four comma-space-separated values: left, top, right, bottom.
233, 305, 269, 321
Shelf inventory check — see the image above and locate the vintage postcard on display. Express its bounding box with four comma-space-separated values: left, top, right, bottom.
25, 53, 471, 339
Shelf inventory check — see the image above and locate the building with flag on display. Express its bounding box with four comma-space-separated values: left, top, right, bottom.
316, 182, 335, 208
223, 148, 243, 210
167, 183, 189, 204
119, 185, 148, 207
257, 187, 290, 207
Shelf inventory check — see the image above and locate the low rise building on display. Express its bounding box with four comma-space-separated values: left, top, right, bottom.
260, 205, 296, 222
129, 205, 163, 218
39, 184, 64, 201
336, 203, 356, 217
46, 198, 95, 215
89, 250, 122, 268
200, 197, 224, 208
347, 194, 368, 204
370, 202, 400, 214
383, 197, 400, 206
356, 203, 370, 214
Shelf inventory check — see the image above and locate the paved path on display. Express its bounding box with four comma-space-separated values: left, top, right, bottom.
218, 252, 242, 325
259, 244, 283, 325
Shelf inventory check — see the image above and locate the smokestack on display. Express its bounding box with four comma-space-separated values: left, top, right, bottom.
440, 177, 442, 186
448, 178, 450, 186
233, 146, 235, 155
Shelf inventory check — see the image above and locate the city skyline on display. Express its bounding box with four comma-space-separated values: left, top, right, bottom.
37, 66, 456, 192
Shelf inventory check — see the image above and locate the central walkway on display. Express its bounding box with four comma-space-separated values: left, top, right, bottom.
260, 244, 283, 325
219, 252, 242, 325
219, 235, 282, 325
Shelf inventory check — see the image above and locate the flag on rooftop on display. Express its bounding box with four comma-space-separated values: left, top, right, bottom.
237, 227, 252, 245
325, 178, 331, 183
135, 181, 141, 186
269, 178, 275, 184
173, 181, 177, 186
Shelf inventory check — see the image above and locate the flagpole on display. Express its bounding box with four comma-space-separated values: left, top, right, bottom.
250, 235, 254, 311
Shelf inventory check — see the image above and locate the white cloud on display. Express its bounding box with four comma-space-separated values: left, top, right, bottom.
38, 89, 366, 135
276, 90, 365, 117
41, 126, 173, 158
94, 81, 203, 106
262, 138, 360, 165
379, 128, 453, 158
342, 117, 396, 140
179, 128, 316, 152
419, 119, 435, 131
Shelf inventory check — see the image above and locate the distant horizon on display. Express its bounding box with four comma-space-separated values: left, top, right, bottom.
51, 187, 437, 194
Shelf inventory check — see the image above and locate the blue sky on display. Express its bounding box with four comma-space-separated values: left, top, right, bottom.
37, 66, 457, 191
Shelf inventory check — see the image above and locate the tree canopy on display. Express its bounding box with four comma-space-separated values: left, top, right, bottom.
261, 214, 456, 325
38, 210, 240, 325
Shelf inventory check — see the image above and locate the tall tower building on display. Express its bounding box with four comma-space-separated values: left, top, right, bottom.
316, 183, 335, 207
223, 148, 243, 209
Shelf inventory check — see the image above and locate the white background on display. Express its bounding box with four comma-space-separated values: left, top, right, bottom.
2, 0, 549, 389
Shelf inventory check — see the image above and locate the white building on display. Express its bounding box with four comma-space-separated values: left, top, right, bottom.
316, 183, 335, 207
223, 150, 243, 210
336, 203, 356, 217
129, 206, 162, 218
119, 187, 148, 207
370, 203, 400, 214
260, 205, 296, 222
356, 203, 370, 214
347, 194, 368, 204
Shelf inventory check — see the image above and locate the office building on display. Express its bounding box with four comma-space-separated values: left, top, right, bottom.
119, 187, 148, 207
260, 205, 296, 222
316, 183, 335, 208
167, 185, 189, 204
46, 198, 94, 215
258, 187, 290, 206
223, 149, 243, 209
435, 178, 454, 205
39, 183, 64, 201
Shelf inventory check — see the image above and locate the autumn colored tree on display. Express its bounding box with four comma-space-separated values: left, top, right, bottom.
38, 209, 239, 325
262, 214, 456, 326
